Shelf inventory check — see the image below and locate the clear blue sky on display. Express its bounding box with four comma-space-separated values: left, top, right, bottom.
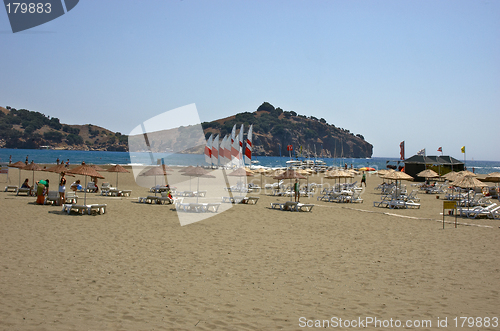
1, 0, 499, 161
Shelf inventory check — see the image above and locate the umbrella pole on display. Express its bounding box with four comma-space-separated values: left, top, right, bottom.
84, 175, 87, 205
197, 178, 200, 203
116, 172, 119, 188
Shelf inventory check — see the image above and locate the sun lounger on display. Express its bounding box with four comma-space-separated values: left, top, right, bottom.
373, 200, 390, 208
65, 192, 78, 204
4, 185, 18, 192
62, 204, 107, 215
241, 196, 259, 205
296, 203, 314, 212
206, 203, 221, 212
270, 202, 284, 209
459, 203, 498, 219
44, 191, 59, 205
16, 187, 31, 196
221, 196, 246, 203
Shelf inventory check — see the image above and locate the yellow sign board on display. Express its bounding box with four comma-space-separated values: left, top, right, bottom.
443, 201, 456, 209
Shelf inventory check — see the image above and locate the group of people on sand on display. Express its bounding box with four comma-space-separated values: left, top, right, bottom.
21, 172, 83, 206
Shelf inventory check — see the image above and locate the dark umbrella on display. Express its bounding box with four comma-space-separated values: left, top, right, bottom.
9, 161, 25, 188
274, 169, 306, 201
67, 162, 105, 205
181, 166, 216, 203
106, 164, 129, 188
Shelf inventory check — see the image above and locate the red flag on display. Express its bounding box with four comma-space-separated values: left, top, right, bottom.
437, 147, 442, 152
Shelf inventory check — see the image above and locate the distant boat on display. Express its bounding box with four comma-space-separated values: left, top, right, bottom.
39, 146, 53, 150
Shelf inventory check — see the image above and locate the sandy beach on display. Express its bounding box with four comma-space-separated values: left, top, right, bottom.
1, 166, 499, 330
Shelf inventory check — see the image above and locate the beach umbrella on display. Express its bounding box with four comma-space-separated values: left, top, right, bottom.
382, 171, 413, 198
44, 163, 75, 187
417, 169, 440, 183
89, 164, 106, 172
228, 167, 254, 177
139, 165, 172, 196
457, 170, 477, 177
442, 171, 460, 182
181, 166, 216, 203
452, 175, 487, 210
377, 169, 392, 177
22, 162, 44, 192
179, 165, 195, 173
252, 167, 268, 189
106, 164, 129, 188
484, 172, 500, 195
484, 172, 500, 182
9, 161, 26, 187
67, 162, 105, 205
228, 167, 254, 193
296, 169, 314, 193
274, 169, 306, 201
325, 169, 353, 188
417, 169, 439, 178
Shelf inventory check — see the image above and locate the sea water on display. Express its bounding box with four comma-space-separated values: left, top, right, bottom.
0, 148, 499, 175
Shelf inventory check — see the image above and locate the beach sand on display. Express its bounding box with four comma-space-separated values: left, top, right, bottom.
1, 167, 499, 330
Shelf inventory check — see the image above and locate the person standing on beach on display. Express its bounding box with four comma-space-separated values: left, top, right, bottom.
65, 159, 69, 167
59, 173, 66, 206
25, 155, 29, 165
361, 171, 366, 187
9, 155, 12, 164
294, 179, 300, 202
56, 158, 60, 165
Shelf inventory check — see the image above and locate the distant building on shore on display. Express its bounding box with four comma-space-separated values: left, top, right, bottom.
404, 155, 464, 181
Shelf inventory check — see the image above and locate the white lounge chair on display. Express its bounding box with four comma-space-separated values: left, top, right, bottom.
4, 185, 18, 192
45, 191, 59, 205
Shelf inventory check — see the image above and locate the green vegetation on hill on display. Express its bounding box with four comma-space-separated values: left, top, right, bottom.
201, 102, 372, 158
0, 106, 128, 151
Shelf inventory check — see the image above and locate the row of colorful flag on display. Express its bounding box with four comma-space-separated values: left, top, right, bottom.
400, 141, 466, 159
204, 124, 253, 167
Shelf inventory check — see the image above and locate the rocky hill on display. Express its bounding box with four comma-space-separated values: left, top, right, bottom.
0, 106, 128, 151
0, 103, 373, 158
201, 102, 373, 158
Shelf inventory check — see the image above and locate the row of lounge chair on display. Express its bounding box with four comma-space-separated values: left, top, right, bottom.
270, 201, 314, 212
458, 203, 500, 219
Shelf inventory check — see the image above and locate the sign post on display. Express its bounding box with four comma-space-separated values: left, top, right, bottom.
443, 200, 457, 229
